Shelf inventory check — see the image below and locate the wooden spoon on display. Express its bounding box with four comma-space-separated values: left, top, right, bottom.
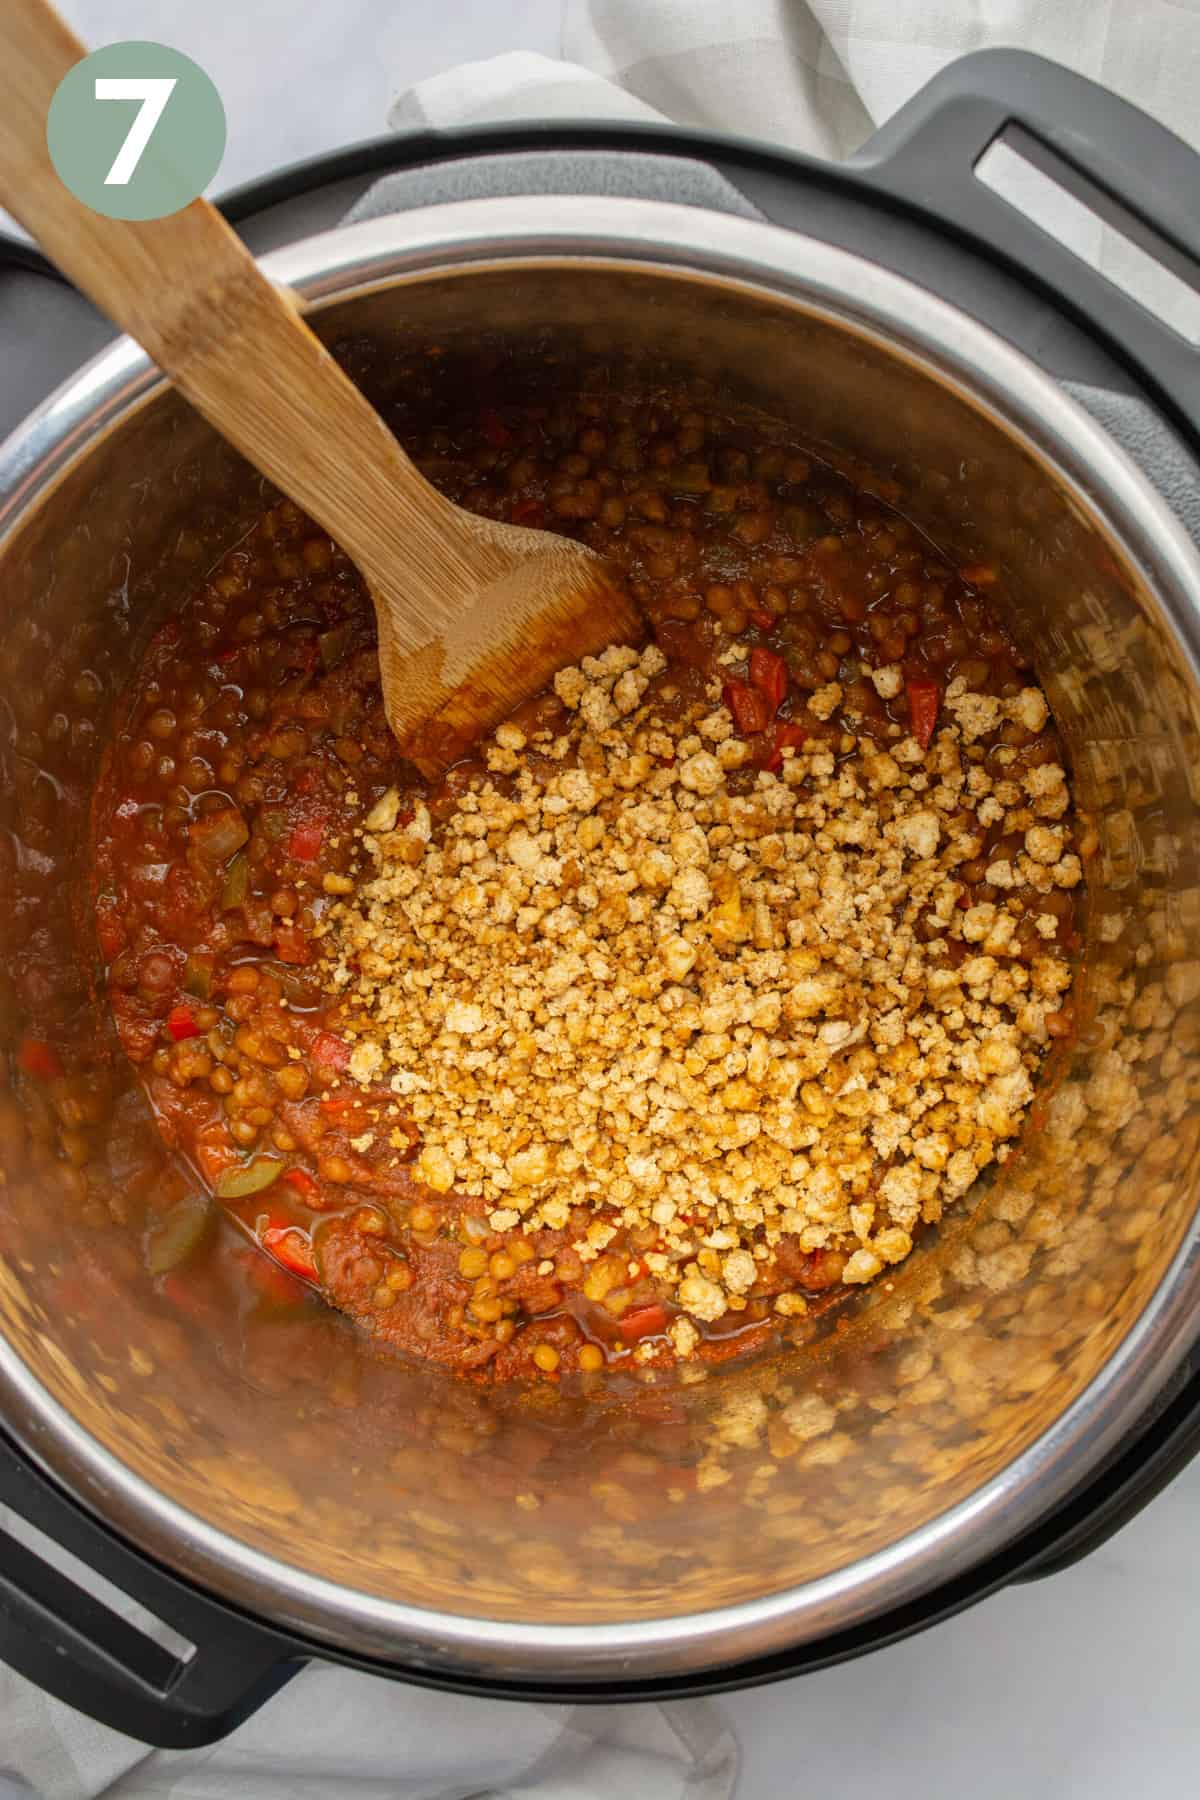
0, 0, 640, 776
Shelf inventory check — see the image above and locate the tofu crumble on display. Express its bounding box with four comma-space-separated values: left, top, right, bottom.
319, 643, 1079, 1345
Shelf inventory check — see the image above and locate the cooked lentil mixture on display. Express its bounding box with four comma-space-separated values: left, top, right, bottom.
88, 382, 1083, 1381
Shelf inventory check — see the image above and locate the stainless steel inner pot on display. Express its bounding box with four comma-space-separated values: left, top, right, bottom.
1, 197, 1198, 1684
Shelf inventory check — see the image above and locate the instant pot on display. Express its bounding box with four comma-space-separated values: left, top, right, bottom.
1, 49, 1199, 1746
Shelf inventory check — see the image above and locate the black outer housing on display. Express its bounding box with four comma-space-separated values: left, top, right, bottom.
0, 48, 1198, 1745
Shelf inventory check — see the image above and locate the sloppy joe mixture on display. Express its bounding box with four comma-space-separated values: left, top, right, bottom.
89, 382, 1082, 1382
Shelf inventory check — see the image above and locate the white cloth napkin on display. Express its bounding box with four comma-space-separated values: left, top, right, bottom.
0, 1655, 737, 1800
395, 0, 1200, 158
391, 0, 1200, 340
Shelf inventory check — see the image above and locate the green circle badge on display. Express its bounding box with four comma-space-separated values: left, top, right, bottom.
46, 41, 226, 221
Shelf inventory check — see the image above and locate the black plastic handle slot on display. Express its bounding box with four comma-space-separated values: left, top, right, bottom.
977, 124, 1200, 344
852, 49, 1200, 443
0, 1516, 182, 1689
0, 1432, 298, 1746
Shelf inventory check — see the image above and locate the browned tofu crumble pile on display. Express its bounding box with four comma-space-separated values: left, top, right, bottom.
319, 642, 1080, 1352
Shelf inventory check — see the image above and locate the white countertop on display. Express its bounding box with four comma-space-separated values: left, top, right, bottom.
35, 4, 1200, 1793
731, 1461, 1200, 1798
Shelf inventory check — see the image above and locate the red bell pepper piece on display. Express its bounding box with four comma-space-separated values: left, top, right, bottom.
287, 819, 324, 862
273, 924, 311, 966
96, 909, 126, 962
282, 1167, 320, 1200
261, 1225, 317, 1282
510, 497, 545, 529
723, 680, 772, 736
749, 646, 788, 712
319, 1092, 361, 1119
234, 1245, 307, 1307
750, 609, 775, 631
18, 1037, 62, 1081
165, 1004, 200, 1042
905, 676, 942, 749
479, 406, 513, 448
618, 1302, 669, 1343
312, 1032, 350, 1071
762, 720, 808, 772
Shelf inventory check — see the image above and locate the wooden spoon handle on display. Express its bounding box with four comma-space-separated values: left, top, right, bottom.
0, 0, 471, 641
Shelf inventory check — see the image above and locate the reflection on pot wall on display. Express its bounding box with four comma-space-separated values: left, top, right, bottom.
0, 263, 1197, 1659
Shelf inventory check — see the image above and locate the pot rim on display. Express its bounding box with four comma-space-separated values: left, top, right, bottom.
2, 195, 1199, 1679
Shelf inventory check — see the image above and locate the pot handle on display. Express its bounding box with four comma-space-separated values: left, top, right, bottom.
0, 1428, 299, 1747
848, 48, 1200, 442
